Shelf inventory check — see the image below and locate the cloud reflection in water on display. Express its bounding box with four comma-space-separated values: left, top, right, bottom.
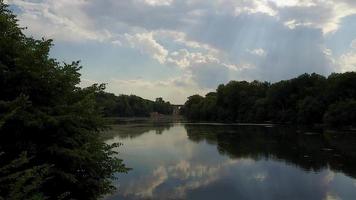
106, 123, 356, 200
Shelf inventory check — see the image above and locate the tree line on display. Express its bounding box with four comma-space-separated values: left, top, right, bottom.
96, 92, 173, 117
182, 72, 356, 127
0, 2, 128, 199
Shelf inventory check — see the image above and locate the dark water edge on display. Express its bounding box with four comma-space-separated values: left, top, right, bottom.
103, 121, 356, 200
104, 117, 356, 132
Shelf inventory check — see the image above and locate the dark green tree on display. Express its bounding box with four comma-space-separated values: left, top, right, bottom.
0, 152, 49, 200
182, 72, 356, 128
0, 1, 128, 199
95, 92, 173, 117
182, 95, 204, 120
324, 100, 356, 127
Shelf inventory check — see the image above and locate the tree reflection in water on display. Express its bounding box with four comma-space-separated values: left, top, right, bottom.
106, 123, 356, 200
184, 124, 356, 178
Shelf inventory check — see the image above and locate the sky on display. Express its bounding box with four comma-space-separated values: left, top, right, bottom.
5, 0, 356, 104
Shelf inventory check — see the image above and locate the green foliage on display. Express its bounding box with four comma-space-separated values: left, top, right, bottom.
181, 95, 205, 120
96, 92, 173, 117
0, 152, 49, 200
0, 1, 128, 199
154, 97, 173, 115
183, 72, 356, 127
297, 96, 324, 125
324, 100, 356, 127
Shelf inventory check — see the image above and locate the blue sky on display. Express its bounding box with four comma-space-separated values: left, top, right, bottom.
6, 0, 356, 104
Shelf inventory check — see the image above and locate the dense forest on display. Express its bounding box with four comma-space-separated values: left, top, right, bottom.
182, 72, 356, 127
96, 92, 173, 117
0, 2, 128, 200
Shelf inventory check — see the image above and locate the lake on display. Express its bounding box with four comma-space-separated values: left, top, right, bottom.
104, 121, 356, 200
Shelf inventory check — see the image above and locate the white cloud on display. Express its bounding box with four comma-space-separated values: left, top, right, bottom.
279, 0, 356, 34
167, 50, 220, 69
338, 51, 356, 72
234, 0, 277, 16
268, 0, 316, 7
209, 0, 356, 34
324, 39, 356, 73
336, 39, 356, 72
143, 0, 174, 6
153, 30, 218, 53
166, 49, 191, 68
79, 78, 98, 88
6, 0, 355, 97
120, 30, 243, 73
7, 0, 112, 42
9, 0, 356, 40
120, 30, 251, 88
125, 32, 168, 64
284, 19, 313, 29
247, 48, 267, 56
228, 0, 356, 35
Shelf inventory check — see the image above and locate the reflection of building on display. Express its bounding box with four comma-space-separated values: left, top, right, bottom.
150, 112, 164, 118
172, 105, 182, 116
149, 105, 182, 119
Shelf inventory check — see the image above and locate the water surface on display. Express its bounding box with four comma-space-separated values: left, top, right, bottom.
105, 122, 356, 200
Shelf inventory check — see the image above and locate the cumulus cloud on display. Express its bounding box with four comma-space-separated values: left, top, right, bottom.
9, 0, 356, 38
122, 30, 242, 72
117, 30, 248, 88
7, 0, 112, 42
277, 1, 356, 34
284, 19, 313, 30
339, 52, 356, 72
234, 0, 277, 16
153, 30, 218, 52
338, 39, 356, 72
143, 0, 174, 7
6, 0, 356, 100
125, 32, 168, 64
166, 49, 239, 70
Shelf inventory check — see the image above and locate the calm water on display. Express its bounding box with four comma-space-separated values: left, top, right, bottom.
105, 122, 356, 200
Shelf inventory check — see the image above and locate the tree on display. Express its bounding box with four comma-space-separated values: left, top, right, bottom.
95, 92, 173, 117
0, 152, 49, 200
297, 96, 324, 125
324, 100, 356, 127
0, 2, 128, 199
182, 95, 204, 120
182, 72, 356, 128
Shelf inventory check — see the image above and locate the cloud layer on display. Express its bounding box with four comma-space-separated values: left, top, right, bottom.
6, 0, 356, 103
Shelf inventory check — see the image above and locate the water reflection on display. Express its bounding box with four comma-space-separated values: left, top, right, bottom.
105, 123, 356, 200
103, 122, 174, 139
185, 124, 356, 177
